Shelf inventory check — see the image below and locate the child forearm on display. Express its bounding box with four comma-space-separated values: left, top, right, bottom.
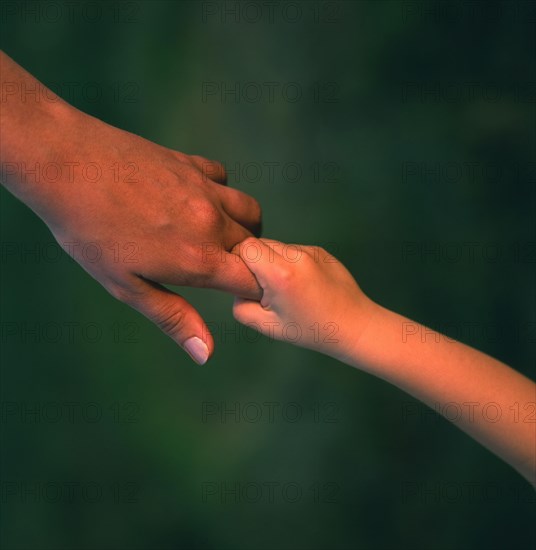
346, 304, 536, 486
231, 239, 535, 485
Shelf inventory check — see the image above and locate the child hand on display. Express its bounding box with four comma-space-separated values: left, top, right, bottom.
232, 238, 379, 361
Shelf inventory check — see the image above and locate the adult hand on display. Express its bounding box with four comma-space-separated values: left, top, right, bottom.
0, 51, 262, 364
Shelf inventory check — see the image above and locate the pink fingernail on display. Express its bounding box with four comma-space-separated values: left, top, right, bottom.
184, 336, 209, 365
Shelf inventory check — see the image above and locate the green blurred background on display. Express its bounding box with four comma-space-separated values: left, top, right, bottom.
1, 1, 535, 549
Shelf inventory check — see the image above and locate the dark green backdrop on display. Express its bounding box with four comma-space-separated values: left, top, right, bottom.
1, 1, 535, 549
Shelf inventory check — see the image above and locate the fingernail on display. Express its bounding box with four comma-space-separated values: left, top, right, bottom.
184, 336, 209, 365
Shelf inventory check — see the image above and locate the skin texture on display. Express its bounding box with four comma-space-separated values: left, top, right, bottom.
0, 50, 262, 363
232, 238, 378, 361
233, 238, 536, 487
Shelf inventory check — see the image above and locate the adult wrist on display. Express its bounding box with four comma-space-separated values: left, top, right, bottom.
2, 97, 90, 221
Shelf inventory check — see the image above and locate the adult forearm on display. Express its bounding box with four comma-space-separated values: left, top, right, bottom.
0, 50, 84, 214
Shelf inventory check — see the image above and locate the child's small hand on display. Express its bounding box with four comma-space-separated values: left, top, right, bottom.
233, 239, 536, 487
232, 238, 378, 360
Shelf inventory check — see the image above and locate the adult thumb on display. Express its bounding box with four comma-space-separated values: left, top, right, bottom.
128, 280, 214, 365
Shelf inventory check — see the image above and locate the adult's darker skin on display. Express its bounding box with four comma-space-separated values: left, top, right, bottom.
0, 51, 262, 364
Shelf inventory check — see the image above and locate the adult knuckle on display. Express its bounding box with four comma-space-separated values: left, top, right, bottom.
249, 196, 262, 222
153, 304, 186, 336
189, 154, 205, 165
190, 155, 211, 173
172, 150, 188, 163
207, 157, 226, 174
175, 162, 204, 185
188, 196, 223, 230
